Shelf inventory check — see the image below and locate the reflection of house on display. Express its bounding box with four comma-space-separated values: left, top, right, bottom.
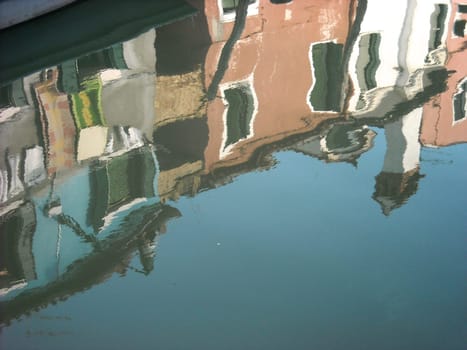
1, 2, 193, 325
0, 202, 36, 296
348, 0, 452, 118
64, 27, 158, 161
152, 0, 459, 210
421, 1, 467, 146
152, 0, 358, 199
373, 108, 424, 215
0, 73, 46, 204
0, 140, 176, 321
332, 0, 466, 214
0, 27, 158, 205
0, 24, 168, 309
29, 146, 160, 293
0, 123, 46, 204
99, 29, 157, 140
202, 0, 356, 172
35, 68, 77, 175
154, 0, 212, 201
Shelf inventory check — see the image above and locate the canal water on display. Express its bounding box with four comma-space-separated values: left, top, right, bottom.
1, 1, 466, 349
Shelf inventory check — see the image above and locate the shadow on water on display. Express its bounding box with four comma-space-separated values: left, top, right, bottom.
1, 200, 180, 325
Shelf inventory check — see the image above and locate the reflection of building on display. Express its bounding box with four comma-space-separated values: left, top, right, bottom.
0, 126, 181, 323
0, 131, 46, 204
153, 0, 359, 199
421, 1, 467, 147
35, 68, 77, 175
99, 29, 157, 139
0, 23, 174, 320
2, 1, 467, 327
154, 0, 458, 207
348, 0, 452, 118
0, 74, 46, 204
154, 0, 212, 201
339, 0, 465, 214
0, 27, 158, 205
202, 0, 356, 172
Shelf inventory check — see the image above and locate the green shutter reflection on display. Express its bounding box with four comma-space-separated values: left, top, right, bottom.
453, 80, 466, 122
364, 33, 381, 90
87, 148, 156, 232
310, 42, 344, 112
224, 85, 255, 149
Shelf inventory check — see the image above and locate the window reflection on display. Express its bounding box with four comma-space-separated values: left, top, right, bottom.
223, 83, 255, 150
309, 42, 344, 112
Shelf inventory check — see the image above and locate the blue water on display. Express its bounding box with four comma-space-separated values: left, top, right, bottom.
2, 132, 466, 350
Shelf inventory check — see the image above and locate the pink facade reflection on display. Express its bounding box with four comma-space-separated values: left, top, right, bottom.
421, 1, 467, 147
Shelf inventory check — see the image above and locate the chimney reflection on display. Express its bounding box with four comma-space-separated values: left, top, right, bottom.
373, 108, 425, 215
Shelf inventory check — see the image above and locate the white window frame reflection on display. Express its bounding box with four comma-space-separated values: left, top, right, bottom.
453, 77, 467, 124
219, 75, 258, 159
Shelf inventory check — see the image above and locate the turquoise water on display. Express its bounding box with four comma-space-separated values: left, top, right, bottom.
2, 138, 466, 350
1, 1, 466, 349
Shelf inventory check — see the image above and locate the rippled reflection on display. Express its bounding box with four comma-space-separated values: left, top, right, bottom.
0, 0, 466, 348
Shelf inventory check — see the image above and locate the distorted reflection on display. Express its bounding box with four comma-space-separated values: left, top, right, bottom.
0, 1, 466, 347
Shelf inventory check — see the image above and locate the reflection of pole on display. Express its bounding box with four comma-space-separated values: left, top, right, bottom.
207, 0, 250, 100
396, 0, 417, 87
56, 224, 62, 278
44, 176, 99, 247
341, 0, 368, 113
55, 214, 99, 246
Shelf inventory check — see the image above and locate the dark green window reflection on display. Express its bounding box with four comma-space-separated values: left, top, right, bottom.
309, 42, 344, 112
87, 148, 156, 231
429, 4, 448, 51
453, 79, 466, 122
0, 80, 28, 108
355, 33, 381, 110
224, 85, 255, 149
355, 33, 381, 93
453, 19, 466, 37
0, 203, 36, 290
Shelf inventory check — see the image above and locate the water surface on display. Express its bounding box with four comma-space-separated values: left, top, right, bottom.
1, 1, 466, 349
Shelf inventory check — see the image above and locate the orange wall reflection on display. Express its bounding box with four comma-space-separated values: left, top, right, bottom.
421, 1, 467, 147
